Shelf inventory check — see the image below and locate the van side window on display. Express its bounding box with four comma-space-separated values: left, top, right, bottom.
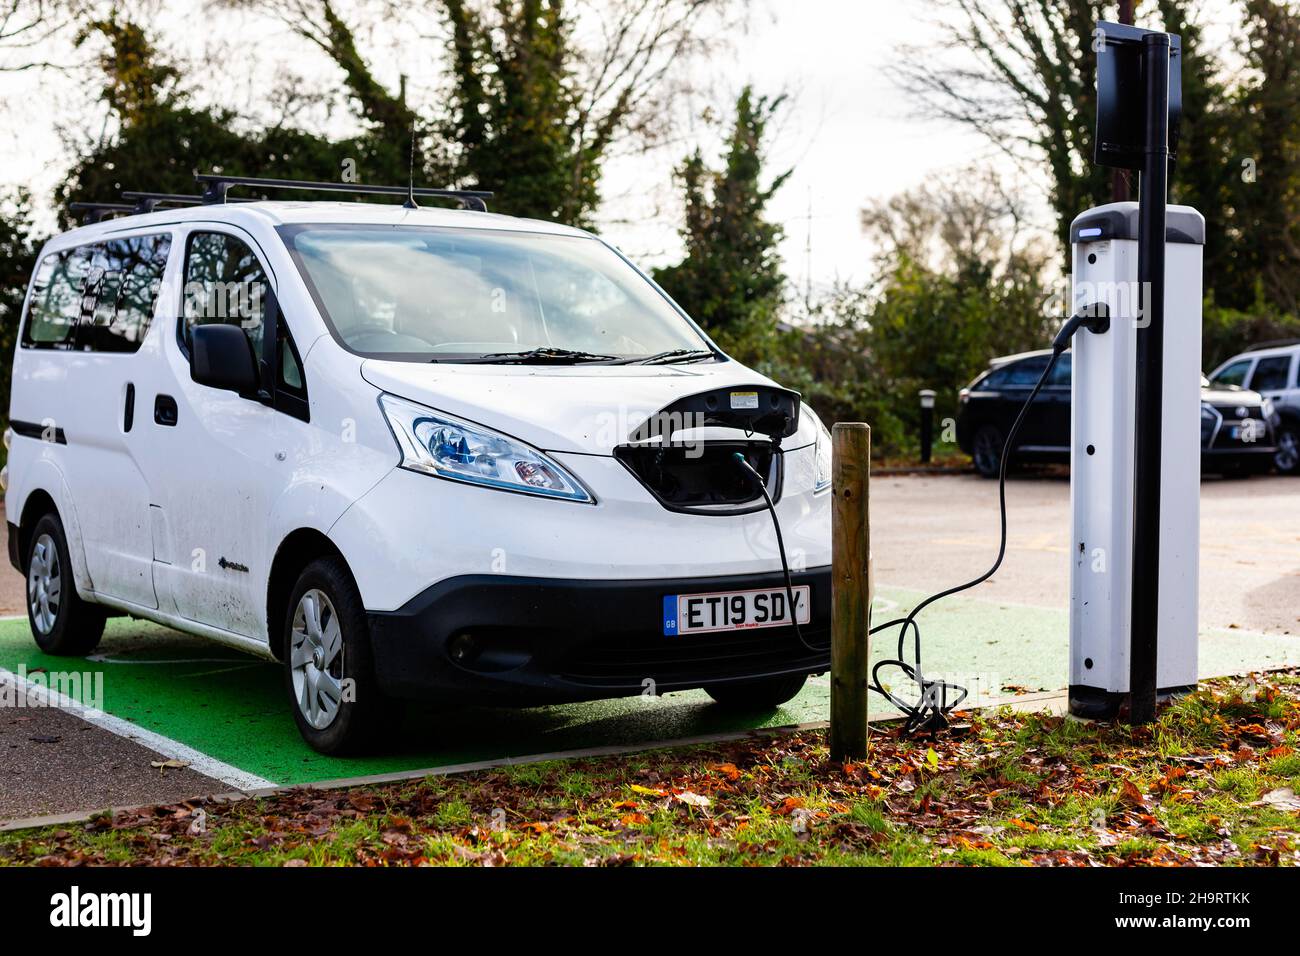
279, 322, 305, 394
21, 236, 170, 352
79, 235, 172, 352
181, 232, 268, 359
21, 247, 92, 348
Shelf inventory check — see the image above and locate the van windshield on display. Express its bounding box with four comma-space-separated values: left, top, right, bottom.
280, 225, 713, 363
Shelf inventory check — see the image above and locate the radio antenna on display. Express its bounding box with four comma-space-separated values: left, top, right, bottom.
404, 121, 418, 209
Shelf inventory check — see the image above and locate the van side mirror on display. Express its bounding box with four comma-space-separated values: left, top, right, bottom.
190, 324, 259, 393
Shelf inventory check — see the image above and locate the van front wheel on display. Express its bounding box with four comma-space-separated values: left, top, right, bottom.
26, 513, 105, 656
282, 556, 391, 755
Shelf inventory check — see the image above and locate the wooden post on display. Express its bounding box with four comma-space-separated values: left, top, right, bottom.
830, 423, 871, 761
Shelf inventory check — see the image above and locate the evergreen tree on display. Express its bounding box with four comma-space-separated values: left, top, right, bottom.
441, 0, 599, 223
1225, 0, 1300, 314
0, 189, 39, 436
653, 87, 790, 349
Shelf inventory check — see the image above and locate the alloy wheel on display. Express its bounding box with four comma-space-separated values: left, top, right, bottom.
289, 588, 345, 730
28, 533, 61, 635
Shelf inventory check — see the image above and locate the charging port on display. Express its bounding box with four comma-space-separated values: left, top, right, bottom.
614, 441, 780, 514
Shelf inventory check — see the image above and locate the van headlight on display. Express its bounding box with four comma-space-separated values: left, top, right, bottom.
379, 394, 593, 503
813, 417, 832, 494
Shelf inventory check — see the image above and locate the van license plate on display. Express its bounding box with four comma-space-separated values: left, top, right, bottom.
663, 586, 811, 636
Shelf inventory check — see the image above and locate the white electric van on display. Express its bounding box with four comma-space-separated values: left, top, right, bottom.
5, 178, 832, 753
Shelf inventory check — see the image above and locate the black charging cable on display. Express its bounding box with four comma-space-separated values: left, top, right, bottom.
736, 306, 1109, 733
868, 305, 1109, 732
865, 357, 1056, 732
733, 449, 821, 653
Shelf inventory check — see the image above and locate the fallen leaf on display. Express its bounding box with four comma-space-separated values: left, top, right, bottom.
1253, 788, 1300, 812
673, 791, 710, 808
1118, 779, 1148, 809
776, 796, 804, 815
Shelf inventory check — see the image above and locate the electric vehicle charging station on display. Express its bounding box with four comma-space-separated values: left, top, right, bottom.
1067, 201, 1204, 718
1066, 20, 1198, 720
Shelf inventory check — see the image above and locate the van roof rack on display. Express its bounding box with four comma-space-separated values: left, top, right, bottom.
193, 174, 493, 212
69, 193, 259, 224
68, 202, 136, 224
121, 191, 255, 213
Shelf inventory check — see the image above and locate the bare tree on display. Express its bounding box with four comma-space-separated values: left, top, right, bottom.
562, 0, 741, 154
0, 0, 85, 71
860, 165, 1052, 283
891, 0, 1112, 258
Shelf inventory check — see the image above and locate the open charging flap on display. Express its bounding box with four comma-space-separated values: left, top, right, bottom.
626, 384, 801, 443
617, 385, 801, 514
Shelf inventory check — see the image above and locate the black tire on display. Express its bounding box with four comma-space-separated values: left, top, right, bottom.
706, 673, 808, 709
281, 555, 393, 755
1274, 423, 1300, 475
25, 512, 106, 656
972, 425, 1004, 479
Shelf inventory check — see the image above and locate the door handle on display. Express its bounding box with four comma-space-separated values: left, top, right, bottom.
154, 394, 178, 427
124, 383, 135, 432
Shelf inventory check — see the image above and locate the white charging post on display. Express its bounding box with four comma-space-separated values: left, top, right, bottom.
1068, 20, 1200, 720
1067, 201, 1203, 719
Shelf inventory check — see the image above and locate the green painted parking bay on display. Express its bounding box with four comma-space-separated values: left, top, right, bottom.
2, 587, 1297, 788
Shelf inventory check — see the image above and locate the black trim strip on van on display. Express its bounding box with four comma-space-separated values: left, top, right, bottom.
10, 419, 67, 445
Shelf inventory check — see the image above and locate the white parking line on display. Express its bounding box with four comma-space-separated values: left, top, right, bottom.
0, 665, 276, 792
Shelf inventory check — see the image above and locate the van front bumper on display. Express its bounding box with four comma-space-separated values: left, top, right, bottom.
367, 567, 831, 705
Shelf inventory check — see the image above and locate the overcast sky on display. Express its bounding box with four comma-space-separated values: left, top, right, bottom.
0, 0, 1242, 295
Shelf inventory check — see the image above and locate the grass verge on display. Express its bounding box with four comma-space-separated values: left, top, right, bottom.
2, 671, 1298, 866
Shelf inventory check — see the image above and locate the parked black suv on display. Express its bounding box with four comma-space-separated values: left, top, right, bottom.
955, 350, 1279, 478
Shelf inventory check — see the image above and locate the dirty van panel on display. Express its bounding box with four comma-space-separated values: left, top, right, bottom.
15, 237, 169, 610
124, 227, 282, 641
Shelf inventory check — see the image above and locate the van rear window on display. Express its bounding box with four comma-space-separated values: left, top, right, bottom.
21, 233, 171, 353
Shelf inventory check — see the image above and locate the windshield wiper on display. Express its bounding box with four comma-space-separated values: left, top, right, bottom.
457, 347, 622, 365
624, 349, 717, 365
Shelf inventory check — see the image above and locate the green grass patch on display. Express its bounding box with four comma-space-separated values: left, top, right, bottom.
2, 670, 1298, 867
